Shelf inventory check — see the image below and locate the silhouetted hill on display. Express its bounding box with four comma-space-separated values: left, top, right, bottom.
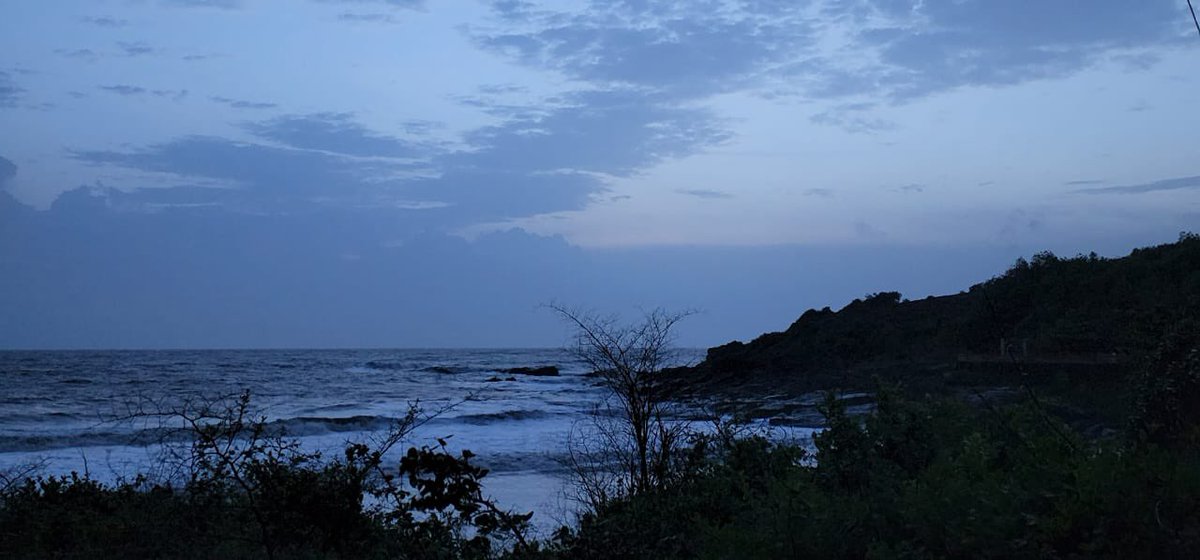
680, 233, 1200, 395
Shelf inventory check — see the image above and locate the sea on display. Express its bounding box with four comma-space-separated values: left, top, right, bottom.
0, 348, 809, 533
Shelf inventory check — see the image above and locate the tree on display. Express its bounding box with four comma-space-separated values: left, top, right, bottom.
549, 305, 695, 510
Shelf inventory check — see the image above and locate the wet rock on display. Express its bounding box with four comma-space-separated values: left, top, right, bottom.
500, 366, 559, 377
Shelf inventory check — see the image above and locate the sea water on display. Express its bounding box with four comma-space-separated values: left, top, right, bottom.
0, 348, 819, 534
0, 348, 692, 532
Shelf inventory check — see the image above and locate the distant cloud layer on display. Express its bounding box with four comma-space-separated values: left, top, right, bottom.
162, 0, 242, 8
81, 16, 129, 28
243, 113, 428, 158
210, 96, 278, 110
0, 71, 22, 107
677, 189, 733, 200
0, 155, 15, 185
1076, 175, 1200, 195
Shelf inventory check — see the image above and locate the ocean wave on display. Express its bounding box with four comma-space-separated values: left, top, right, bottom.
0, 415, 413, 453
58, 378, 94, 385
454, 410, 556, 425
0, 428, 181, 453
274, 415, 400, 436
421, 365, 474, 374
361, 360, 410, 371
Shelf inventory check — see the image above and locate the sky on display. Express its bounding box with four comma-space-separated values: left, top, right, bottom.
1, 0, 1198, 349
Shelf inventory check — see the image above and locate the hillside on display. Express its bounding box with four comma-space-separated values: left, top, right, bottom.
677, 233, 1200, 397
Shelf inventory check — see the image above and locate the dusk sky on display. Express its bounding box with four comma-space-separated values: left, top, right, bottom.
1, 1, 1198, 349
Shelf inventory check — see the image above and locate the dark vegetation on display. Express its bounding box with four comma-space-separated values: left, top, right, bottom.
667, 233, 1200, 442
687, 233, 1200, 395
3, 234, 1200, 558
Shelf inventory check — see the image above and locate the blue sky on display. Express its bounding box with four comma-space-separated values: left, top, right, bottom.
1, 0, 1198, 349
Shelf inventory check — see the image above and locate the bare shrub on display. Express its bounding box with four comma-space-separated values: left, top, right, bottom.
548, 304, 696, 511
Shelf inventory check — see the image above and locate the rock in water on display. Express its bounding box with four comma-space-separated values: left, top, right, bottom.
500, 366, 560, 377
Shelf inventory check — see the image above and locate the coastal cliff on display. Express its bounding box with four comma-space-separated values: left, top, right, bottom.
674, 233, 1200, 398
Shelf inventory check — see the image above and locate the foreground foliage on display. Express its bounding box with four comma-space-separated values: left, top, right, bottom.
552, 320, 1200, 559
0, 394, 536, 560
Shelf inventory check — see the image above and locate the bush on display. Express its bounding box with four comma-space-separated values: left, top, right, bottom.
0, 393, 535, 560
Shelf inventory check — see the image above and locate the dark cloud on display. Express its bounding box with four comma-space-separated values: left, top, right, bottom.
98, 85, 187, 100
152, 89, 189, 101
336, 13, 398, 24
676, 188, 732, 199
823, 0, 1184, 101
80, 16, 129, 28
477, 83, 528, 96
1064, 179, 1105, 186
479, 1, 1182, 106
318, 0, 424, 8
892, 184, 924, 194
73, 136, 399, 200
161, 0, 242, 8
446, 89, 730, 178
117, 41, 157, 56
475, 1, 815, 100
0, 156, 15, 185
71, 88, 729, 224
210, 96, 278, 110
244, 113, 428, 158
99, 85, 145, 95
810, 103, 897, 134
0, 71, 21, 107
55, 48, 100, 61
1075, 175, 1200, 195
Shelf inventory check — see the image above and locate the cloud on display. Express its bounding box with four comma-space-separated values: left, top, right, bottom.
71, 87, 730, 225
676, 188, 732, 199
1128, 100, 1152, 113
478, 1, 1183, 107
317, 0, 424, 8
99, 85, 146, 95
892, 184, 924, 194
211, 96, 278, 110
243, 113, 428, 158
55, 48, 101, 62
474, 1, 815, 100
816, 0, 1184, 101
117, 41, 157, 56
0, 155, 15, 186
98, 85, 188, 100
80, 16, 129, 28
336, 13, 398, 24
1075, 175, 1200, 195
161, 0, 242, 8
0, 71, 21, 107
151, 89, 189, 101
446, 89, 730, 178
802, 188, 833, 198
810, 103, 897, 134
1064, 179, 1105, 186
73, 136, 400, 200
